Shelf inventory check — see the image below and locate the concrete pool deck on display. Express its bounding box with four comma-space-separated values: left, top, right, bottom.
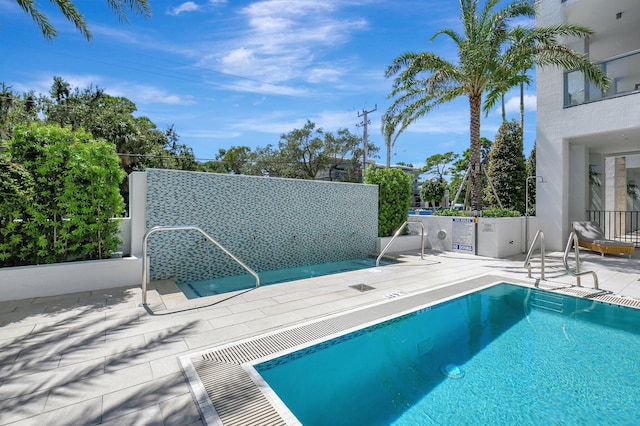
1, 249, 640, 425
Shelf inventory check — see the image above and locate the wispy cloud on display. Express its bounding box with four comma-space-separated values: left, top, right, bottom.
229, 109, 359, 135
168, 2, 200, 16
198, 0, 369, 90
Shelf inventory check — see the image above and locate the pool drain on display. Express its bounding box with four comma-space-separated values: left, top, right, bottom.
349, 284, 376, 292
440, 363, 464, 379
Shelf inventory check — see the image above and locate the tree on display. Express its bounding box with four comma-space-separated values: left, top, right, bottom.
206, 146, 255, 175
449, 137, 493, 206
420, 179, 447, 208
384, 0, 609, 211
526, 142, 537, 214
250, 121, 369, 181
15, 0, 151, 40
487, 119, 527, 213
422, 152, 459, 181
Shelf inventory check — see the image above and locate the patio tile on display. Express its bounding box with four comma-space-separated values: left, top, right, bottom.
100, 403, 164, 426
0, 389, 48, 425
44, 363, 153, 411
159, 392, 202, 425
8, 396, 102, 426
0, 358, 104, 401
100, 372, 189, 423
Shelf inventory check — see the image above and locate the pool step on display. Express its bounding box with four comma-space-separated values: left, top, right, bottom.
530, 291, 564, 313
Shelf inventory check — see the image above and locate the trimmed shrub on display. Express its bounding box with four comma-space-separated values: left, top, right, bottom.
1, 123, 125, 266
364, 167, 413, 237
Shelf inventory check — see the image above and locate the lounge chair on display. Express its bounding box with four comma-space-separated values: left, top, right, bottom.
572, 221, 635, 257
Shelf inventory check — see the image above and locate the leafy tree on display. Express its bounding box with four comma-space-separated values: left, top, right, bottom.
487, 119, 527, 213
205, 146, 255, 175
384, 0, 609, 211
526, 142, 537, 214
422, 152, 459, 181
364, 167, 413, 237
250, 121, 369, 181
14, 0, 151, 40
420, 179, 447, 208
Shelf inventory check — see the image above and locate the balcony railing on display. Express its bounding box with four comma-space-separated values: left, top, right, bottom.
586, 210, 640, 247
564, 49, 640, 107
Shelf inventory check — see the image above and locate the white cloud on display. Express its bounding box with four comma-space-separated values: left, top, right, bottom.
230, 109, 358, 134
200, 0, 369, 87
168, 2, 200, 16
209, 0, 227, 4
504, 94, 537, 114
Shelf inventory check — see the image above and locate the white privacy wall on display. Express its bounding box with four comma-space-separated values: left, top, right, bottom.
145, 169, 378, 282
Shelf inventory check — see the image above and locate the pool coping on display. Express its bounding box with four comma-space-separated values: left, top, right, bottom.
178, 274, 640, 426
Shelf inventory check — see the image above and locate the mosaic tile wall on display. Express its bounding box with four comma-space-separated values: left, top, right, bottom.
145, 169, 378, 282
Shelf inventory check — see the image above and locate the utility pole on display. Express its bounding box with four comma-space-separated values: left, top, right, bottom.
357, 105, 377, 172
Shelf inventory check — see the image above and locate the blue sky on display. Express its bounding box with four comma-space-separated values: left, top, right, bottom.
1, 0, 537, 170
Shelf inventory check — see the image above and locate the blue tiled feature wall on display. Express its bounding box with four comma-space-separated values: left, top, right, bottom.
145, 169, 378, 282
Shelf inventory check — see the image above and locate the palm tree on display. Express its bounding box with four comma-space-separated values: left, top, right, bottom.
15, 0, 151, 40
384, 0, 609, 210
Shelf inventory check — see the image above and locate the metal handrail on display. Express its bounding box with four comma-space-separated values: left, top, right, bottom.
376, 221, 425, 267
524, 229, 545, 281
563, 231, 599, 290
141, 225, 260, 306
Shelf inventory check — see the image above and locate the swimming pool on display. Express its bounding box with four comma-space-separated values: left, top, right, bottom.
178, 257, 395, 298
254, 283, 640, 425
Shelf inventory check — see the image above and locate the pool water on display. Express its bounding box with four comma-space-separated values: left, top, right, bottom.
255, 284, 640, 425
178, 258, 394, 298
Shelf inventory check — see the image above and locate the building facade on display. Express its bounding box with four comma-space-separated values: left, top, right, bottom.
536, 0, 640, 250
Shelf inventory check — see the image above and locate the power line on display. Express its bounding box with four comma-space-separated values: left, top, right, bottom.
357, 105, 376, 169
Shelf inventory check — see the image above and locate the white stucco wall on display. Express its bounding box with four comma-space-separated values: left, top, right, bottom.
536, 0, 640, 250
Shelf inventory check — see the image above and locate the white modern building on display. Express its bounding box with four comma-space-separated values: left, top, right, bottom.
536, 0, 640, 250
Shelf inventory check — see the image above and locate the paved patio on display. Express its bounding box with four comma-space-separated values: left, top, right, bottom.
1, 249, 639, 425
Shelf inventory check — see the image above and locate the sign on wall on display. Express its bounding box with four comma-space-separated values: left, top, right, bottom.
451, 217, 477, 253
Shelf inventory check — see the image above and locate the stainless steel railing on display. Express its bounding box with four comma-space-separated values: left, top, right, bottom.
141, 225, 260, 306
376, 221, 425, 267
524, 229, 545, 282
563, 231, 599, 290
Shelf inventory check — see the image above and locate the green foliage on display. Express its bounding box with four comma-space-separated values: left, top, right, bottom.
249, 121, 371, 182
364, 167, 413, 237
15, 0, 151, 41
1, 123, 125, 266
434, 209, 473, 217
420, 179, 447, 206
487, 119, 527, 214
481, 208, 521, 218
434, 208, 519, 217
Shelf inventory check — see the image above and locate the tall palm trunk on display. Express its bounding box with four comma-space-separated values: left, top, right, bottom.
519, 80, 525, 141
469, 94, 483, 210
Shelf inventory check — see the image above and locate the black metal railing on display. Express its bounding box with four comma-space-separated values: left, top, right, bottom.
586, 210, 640, 247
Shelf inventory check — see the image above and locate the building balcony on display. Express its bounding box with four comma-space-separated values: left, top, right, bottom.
564, 49, 640, 107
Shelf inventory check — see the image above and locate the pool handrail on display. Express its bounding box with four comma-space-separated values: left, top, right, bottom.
563, 231, 599, 290
141, 225, 260, 306
376, 221, 425, 267
524, 229, 545, 282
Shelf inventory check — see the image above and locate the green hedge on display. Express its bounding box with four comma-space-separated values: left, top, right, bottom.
0, 123, 125, 266
434, 208, 521, 217
364, 167, 413, 237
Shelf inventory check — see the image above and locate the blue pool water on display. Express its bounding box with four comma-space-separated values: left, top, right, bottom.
179, 258, 394, 298
255, 284, 640, 425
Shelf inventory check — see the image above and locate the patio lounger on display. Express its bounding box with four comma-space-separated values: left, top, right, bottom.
572, 221, 635, 257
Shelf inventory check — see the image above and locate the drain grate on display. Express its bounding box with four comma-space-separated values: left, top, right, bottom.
349, 283, 376, 292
